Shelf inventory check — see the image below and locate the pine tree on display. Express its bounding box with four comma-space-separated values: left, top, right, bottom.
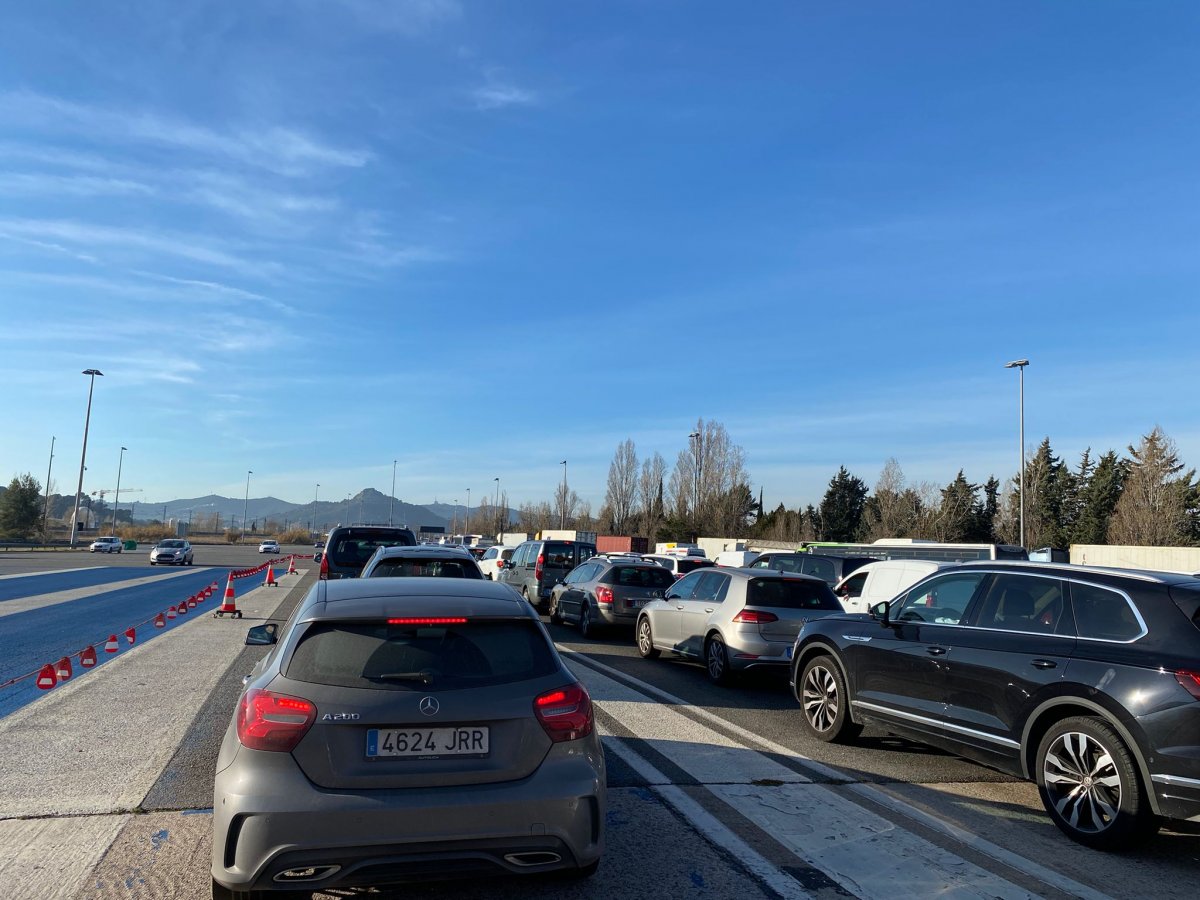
1108, 427, 1198, 546
818, 467, 868, 541
1071, 450, 1126, 545
0, 474, 43, 540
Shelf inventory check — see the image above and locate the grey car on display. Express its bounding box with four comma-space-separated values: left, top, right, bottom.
211, 578, 605, 898
549, 558, 676, 637
150, 539, 193, 565
360, 544, 485, 579
635, 567, 844, 685
498, 539, 597, 611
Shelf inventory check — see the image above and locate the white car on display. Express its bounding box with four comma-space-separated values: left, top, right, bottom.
477, 545, 516, 580
258, 540, 280, 554
89, 536, 123, 554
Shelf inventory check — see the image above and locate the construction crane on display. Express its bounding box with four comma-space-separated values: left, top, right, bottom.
91, 488, 145, 499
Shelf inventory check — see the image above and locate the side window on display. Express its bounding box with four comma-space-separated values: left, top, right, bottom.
840, 572, 869, 599
773, 555, 804, 574
1069, 582, 1144, 642
896, 573, 987, 625
692, 572, 728, 603
802, 557, 836, 584
514, 544, 531, 567
668, 571, 705, 600
749, 557, 769, 569
482, 548, 497, 561
971, 574, 1066, 634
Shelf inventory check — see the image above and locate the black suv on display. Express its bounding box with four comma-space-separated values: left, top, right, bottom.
747, 552, 877, 588
318, 525, 417, 579
790, 561, 1200, 850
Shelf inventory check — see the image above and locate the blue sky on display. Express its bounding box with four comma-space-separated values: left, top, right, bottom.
2, 1, 1199, 514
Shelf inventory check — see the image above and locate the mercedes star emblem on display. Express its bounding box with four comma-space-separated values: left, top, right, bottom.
419, 696, 440, 716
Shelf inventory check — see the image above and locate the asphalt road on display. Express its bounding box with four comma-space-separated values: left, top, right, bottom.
1, 553, 1198, 899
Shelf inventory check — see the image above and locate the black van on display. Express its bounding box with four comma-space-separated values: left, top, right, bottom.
746, 552, 877, 588
318, 525, 417, 579
499, 539, 598, 611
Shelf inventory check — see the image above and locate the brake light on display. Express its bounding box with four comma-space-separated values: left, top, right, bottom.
236, 689, 316, 752
387, 617, 468, 625
534, 683, 593, 743
732, 610, 779, 624
319, 552, 330, 580
1176, 670, 1200, 700
595, 585, 614, 606
535, 553, 544, 581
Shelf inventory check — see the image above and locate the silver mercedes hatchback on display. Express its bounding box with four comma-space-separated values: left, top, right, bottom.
635, 567, 844, 685
212, 579, 604, 899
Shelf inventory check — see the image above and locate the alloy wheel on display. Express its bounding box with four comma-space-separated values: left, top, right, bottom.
1042, 731, 1122, 834
802, 664, 839, 733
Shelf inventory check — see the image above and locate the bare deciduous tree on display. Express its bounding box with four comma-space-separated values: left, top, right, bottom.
604, 439, 640, 533
637, 452, 667, 539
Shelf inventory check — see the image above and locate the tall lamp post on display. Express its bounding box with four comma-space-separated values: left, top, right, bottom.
110, 446, 127, 533
42, 436, 55, 543
559, 461, 567, 529
493, 477, 501, 539
390, 459, 397, 525
688, 430, 702, 539
1004, 359, 1030, 549
70, 369, 104, 548
242, 470, 253, 542
313, 483, 320, 535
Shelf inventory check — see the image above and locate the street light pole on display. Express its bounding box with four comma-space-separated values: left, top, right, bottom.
70, 369, 104, 548
559, 461, 567, 529
465, 488, 471, 538
242, 470, 253, 542
42, 435, 55, 543
111, 446, 127, 534
390, 459, 397, 526
688, 430, 701, 539
493, 477, 500, 540
313, 483, 320, 534
452, 500, 459, 537
1004, 359, 1030, 548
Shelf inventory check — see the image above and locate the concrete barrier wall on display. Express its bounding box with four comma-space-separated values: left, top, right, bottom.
1070, 544, 1200, 574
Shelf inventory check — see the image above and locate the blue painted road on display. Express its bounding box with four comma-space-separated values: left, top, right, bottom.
0, 566, 194, 603
0, 568, 231, 719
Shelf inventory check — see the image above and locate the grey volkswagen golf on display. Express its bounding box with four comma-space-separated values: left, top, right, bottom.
211, 578, 605, 898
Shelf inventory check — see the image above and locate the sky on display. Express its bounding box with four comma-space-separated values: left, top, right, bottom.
1, 1, 1199, 515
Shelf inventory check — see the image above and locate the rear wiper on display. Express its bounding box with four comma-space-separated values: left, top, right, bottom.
373, 671, 435, 684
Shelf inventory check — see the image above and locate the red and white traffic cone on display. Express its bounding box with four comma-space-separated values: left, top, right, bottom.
56, 656, 73, 681
286, 556, 297, 576
104, 634, 119, 653
264, 564, 277, 587
124, 627, 136, 646
187, 594, 197, 609
154, 613, 165, 628
167, 605, 177, 620
79, 646, 97, 668
177, 600, 188, 616
215, 573, 242, 619
36, 664, 57, 690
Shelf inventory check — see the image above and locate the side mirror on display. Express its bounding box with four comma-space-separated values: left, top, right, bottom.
246, 623, 278, 646
869, 601, 891, 626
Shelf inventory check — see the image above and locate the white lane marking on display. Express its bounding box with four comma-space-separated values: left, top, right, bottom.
598, 725, 813, 900
0, 567, 209, 619
0, 813, 129, 899
564, 647, 1116, 900
0, 566, 106, 582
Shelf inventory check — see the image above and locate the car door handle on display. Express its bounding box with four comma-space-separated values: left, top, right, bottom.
1031, 659, 1058, 669
926, 646, 947, 656
704, 607, 714, 613
674, 604, 685, 610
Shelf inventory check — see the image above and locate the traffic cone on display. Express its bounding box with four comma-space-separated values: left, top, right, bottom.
36, 664, 57, 690
167, 605, 177, 620
154, 613, 165, 628
104, 634, 119, 653
215, 573, 241, 618
177, 601, 188, 616
187, 595, 197, 609
264, 564, 277, 587
124, 627, 136, 645
56, 656, 73, 681
286, 556, 297, 575
79, 646, 97, 668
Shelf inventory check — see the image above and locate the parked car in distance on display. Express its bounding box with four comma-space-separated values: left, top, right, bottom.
636, 568, 843, 685
89, 536, 123, 554
258, 539, 280, 554
212, 578, 604, 897
319, 525, 417, 580
746, 551, 877, 588
549, 558, 676, 637
360, 544, 484, 579
478, 545, 516, 580
790, 561, 1200, 850
714, 550, 758, 567
641, 553, 715, 579
832, 559, 952, 614
499, 539, 598, 611
150, 539, 194, 566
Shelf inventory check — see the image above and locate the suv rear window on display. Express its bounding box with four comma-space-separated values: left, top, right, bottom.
367, 558, 482, 578
286, 620, 556, 691
541, 542, 593, 568
677, 558, 714, 574
747, 578, 842, 610
606, 565, 676, 588
331, 533, 416, 569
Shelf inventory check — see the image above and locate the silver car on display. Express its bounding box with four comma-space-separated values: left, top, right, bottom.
212, 578, 605, 898
149, 539, 193, 565
549, 558, 676, 637
635, 567, 844, 684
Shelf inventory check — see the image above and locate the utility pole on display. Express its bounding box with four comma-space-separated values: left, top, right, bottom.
42, 436, 55, 543
70, 369, 103, 548
110, 446, 127, 534
465, 487, 471, 537
494, 477, 501, 540
559, 460, 567, 529
390, 460, 397, 525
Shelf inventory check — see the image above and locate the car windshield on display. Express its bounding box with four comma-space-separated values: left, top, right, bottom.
367, 558, 482, 578
286, 619, 556, 691
158, 540, 184, 548
747, 578, 843, 610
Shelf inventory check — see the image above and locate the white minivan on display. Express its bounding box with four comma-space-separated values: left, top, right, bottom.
832, 559, 953, 614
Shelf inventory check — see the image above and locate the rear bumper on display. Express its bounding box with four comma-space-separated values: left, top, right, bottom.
727, 634, 794, 671
213, 739, 605, 892
1151, 773, 1200, 823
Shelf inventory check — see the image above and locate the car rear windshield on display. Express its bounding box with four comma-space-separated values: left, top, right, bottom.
542, 542, 584, 568
747, 578, 842, 610
367, 558, 482, 579
678, 558, 714, 574
286, 619, 557, 691
331, 532, 416, 569
606, 565, 676, 588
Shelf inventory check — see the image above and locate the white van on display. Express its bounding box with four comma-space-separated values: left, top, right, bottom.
714, 549, 759, 567
833, 560, 953, 614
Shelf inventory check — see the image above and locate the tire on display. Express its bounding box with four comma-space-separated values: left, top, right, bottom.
1036, 716, 1160, 850
636, 616, 660, 659
149, 561, 155, 566
704, 635, 734, 685
579, 602, 595, 637
797, 655, 862, 743
549, 593, 563, 624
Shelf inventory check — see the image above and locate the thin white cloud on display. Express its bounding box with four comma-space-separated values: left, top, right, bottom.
0, 90, 371, 176
0, 171, 154, 197
472, 80, 538, 110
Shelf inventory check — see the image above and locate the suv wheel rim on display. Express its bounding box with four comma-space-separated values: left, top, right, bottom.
638, 620, 651, 653
802, 665, 838, 732
1043, 731, 1121, 833
707, 639, 725, 680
